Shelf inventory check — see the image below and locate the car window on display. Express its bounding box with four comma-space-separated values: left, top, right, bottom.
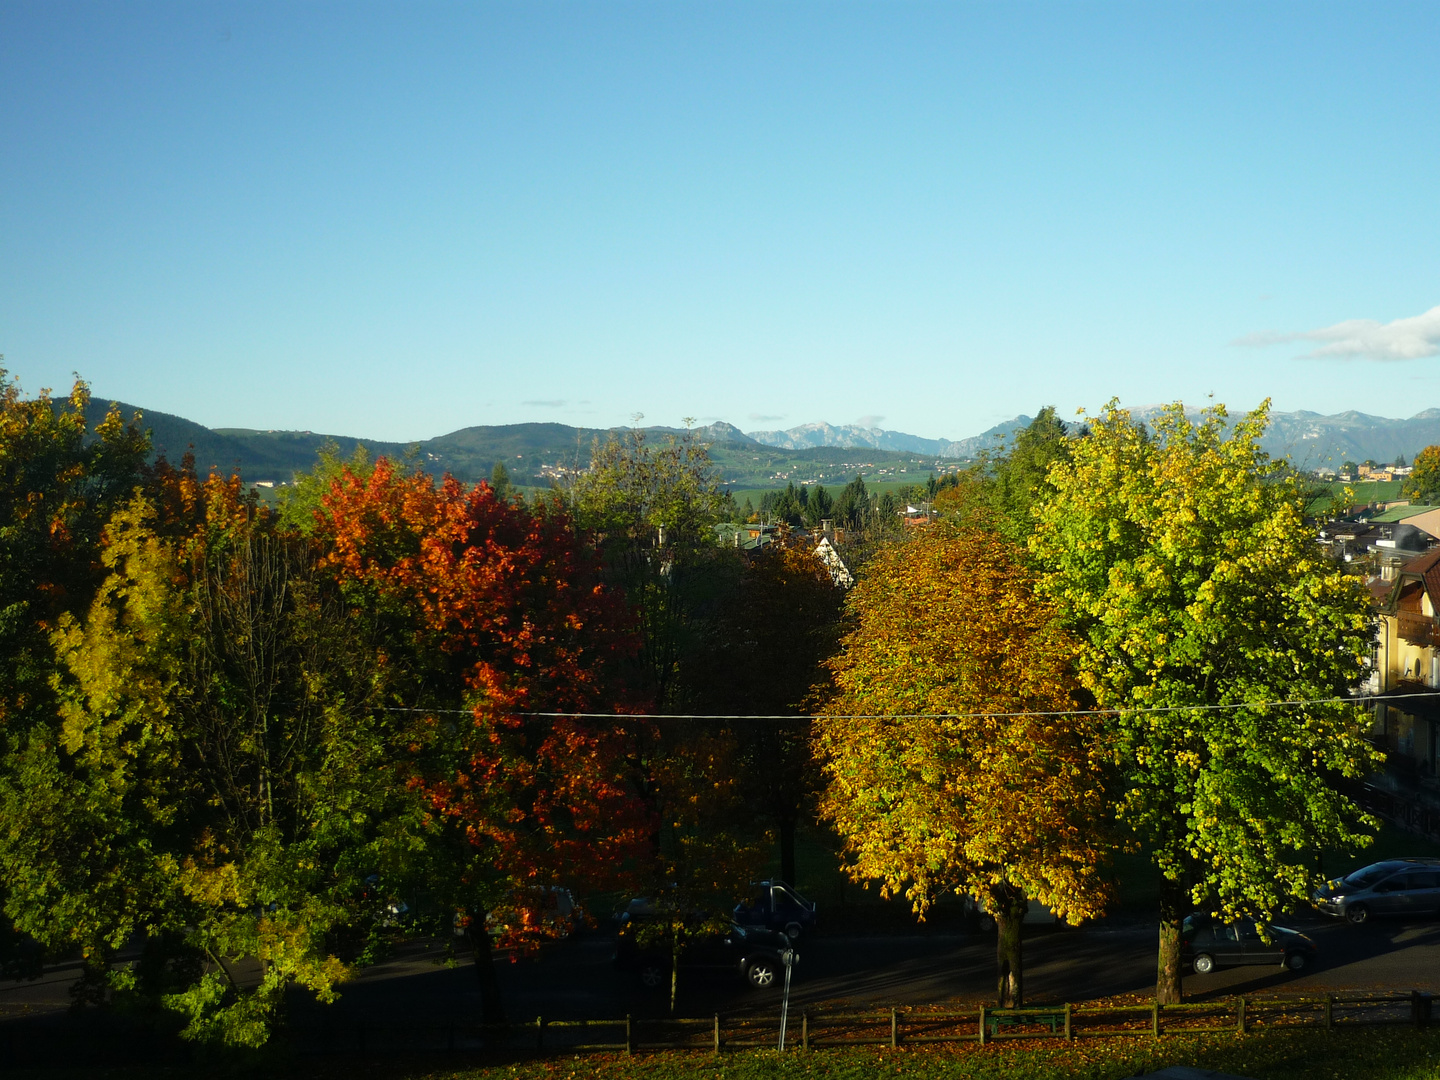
1237, 922, 1261, 941
1344, 866, 1393, 890
1375, 876, 1410, 893
1412, 872, 1440, 889
1219, 925, 1241, 943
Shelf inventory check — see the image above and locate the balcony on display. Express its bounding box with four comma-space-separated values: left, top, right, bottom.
1397, 610, 1435, 647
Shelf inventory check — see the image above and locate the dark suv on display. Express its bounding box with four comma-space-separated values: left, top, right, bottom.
1182, 915, 1318, 974
613, 912, 793, 991
1313, 858, 1440, 924
732, 880, 817, 941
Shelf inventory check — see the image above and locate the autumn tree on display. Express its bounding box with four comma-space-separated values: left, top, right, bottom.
319, 459, 653, 1023
0, 464, 409, 1046
0, 372, 149, 994
1031, 401, 1381, 1005
815, 523, 1113, 1007
1402, 445, 1440, 504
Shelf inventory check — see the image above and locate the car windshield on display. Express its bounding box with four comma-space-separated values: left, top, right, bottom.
728, 923, 747, 940
1344, 866, 1394, 890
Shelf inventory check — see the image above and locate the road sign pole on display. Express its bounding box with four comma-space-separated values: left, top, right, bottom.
778, 949, 796, 1050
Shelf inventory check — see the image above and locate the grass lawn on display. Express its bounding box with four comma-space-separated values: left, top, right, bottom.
21, 1028, 1440, 1080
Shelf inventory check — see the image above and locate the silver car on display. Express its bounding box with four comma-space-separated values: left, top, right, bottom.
1313, 858, 1440, 924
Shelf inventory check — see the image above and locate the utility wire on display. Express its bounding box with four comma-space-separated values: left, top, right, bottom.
355, 689, 1440, 722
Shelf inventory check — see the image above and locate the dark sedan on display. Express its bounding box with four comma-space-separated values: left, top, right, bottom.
1182, 915, 1318, 974
613, 914, 794, 990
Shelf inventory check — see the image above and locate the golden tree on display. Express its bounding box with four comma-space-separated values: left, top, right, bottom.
815, 523, 1112, 1006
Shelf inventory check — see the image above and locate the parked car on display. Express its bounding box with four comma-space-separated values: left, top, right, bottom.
1312, 859, 1440, 924
732, 880, 817, 940
1182, 915, 1318, 974
613, 911, 793, 991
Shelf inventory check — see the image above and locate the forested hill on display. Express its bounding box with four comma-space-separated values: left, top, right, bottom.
78, 397, 1440, 491
78, 401, 953, 490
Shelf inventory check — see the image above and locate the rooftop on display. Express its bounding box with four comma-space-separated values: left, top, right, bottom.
1369, 504, 1440, 523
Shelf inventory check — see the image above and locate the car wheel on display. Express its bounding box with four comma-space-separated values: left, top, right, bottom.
638, 963, 666, 990
1285, 951, 1308, 971
1192, 953, 1215, 975
1345, 903, 1369, 925
746, 960, 777, 988
784, 922, 803, 942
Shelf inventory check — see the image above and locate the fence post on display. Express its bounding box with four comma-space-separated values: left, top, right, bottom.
802, 1011, 809, 1051
1152, 1000, 1161, 1037
536, 1016, 544, 1052
447, 1022, 455, 1053
1064, 1002, 1072, 1041
1237, 997, 1247, 1035
713, 1013, 720, 1054
625, 1014, 633, 1055
978, 1005, 987, 1046
1325, 995, 1333, 1031
891, 1007, 899, 1048
1413, 991, 1433, 1029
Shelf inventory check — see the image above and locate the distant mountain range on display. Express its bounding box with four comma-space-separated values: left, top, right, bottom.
75, 397, 1440, 490
744, 418, 1029, 458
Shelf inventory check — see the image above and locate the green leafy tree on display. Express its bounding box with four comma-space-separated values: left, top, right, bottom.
568, 424, 735, 708
2, 473, 397, 1045
941, 407, 1075, 545
816, 523, 1113, 1007
1402, 446, 1440, 504
1031, 401, 1382, 1004
275, 440, 373, 534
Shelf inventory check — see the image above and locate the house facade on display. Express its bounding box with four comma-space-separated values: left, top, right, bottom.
1368, 549, 1440, 829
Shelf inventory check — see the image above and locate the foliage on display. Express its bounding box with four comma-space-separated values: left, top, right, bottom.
0, 465, 404, 1045
935, 407, 1075, 546
567, 425, 738, 708
1402, 444, 1440, 504
1030, 400, 1382, 1003
274, 440, 375, 534
688, 534, 846, 883
318, 458, 653, 1019
815, 523, 1113, 1006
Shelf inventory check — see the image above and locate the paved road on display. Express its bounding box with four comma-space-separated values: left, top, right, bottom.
6, 915, 1439, 1028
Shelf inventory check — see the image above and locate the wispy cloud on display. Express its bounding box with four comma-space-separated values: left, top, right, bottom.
522, 399, 566, 407
1234, 304, 1440, 361
856, 414, 886, 427
748, 413, 785, 422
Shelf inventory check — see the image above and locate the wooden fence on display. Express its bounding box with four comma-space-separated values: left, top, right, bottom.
291, 991, 1433, 1056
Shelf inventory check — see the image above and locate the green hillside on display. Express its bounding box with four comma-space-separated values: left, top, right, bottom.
77, 402, 964, 490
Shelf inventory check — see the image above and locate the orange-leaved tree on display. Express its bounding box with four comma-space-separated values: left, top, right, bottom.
815, 522, 1113, 1007
319, 460, 653, 1022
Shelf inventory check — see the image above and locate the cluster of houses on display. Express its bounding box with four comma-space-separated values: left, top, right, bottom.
1318, 502, 1440, 840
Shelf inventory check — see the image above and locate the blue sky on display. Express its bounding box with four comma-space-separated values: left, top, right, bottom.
2, 2, 1438, 442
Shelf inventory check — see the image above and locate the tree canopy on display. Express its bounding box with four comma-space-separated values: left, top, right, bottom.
1030, 400, 1380, 1004
815, 522, 1113, 1006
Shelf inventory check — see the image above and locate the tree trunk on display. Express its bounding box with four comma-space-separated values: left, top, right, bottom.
779, 814, 797, 886
1156, 876, 1186, 1006
670, 943, 681, 1015
467, 908, 507, 1025
993, 892, 1028, 1007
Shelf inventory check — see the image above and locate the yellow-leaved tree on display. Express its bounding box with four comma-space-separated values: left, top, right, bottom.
815, 522, 1113, 1007
1031, 401, 1380, 1005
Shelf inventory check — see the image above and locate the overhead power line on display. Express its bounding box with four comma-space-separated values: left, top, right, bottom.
356, 690, 1440, 723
